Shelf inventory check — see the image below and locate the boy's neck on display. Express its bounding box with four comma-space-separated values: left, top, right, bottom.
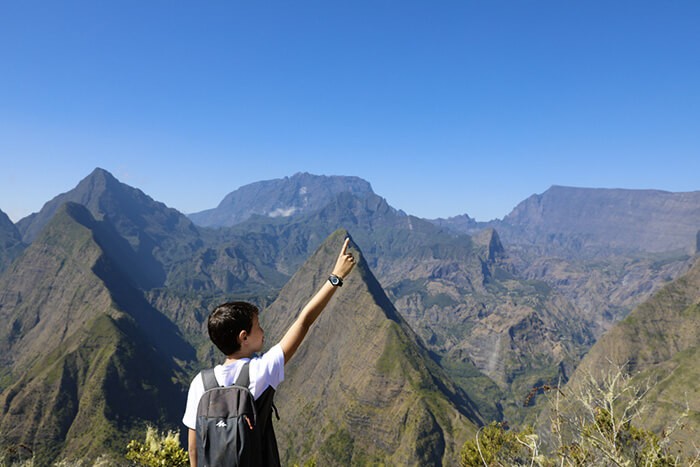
224, 351, 253, 364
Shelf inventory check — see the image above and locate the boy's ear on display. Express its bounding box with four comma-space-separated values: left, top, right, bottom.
238, 329, 248, 343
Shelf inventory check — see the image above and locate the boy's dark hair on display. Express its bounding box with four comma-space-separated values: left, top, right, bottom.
208, 301, 259, 356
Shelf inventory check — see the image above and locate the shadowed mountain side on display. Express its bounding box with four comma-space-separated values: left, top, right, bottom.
0, 203, 123, 370
562, 255, 700, 456
16, 168, 203, 287
0, 314, 186, 464
0, 208, 25, 273
260, 230, 483, 466
0, 203, 195, 368
0, 203, 196, 464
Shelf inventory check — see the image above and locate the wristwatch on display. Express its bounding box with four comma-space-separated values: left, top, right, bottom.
328, 274, 343, 287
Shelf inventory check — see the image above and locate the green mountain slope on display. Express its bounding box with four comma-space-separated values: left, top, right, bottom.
565, 255, 700, 455
0, 203, 195, 465
260, 230, 483, 466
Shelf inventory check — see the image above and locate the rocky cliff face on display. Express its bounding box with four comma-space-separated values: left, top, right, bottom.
499, 186, 700, 255
516, 253, 694, 338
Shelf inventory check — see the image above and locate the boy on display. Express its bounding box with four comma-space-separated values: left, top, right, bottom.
182, 237, 356, 466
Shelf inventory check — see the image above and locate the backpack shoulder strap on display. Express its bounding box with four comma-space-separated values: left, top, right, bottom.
235, 361, 251, 388
201, 368, 219, 391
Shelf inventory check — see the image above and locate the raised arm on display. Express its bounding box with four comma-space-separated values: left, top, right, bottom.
279, 237, 355, 364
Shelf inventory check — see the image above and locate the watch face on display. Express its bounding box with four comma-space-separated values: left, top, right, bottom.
329, 275, 341, 286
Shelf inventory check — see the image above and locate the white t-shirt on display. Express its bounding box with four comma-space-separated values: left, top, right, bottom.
182, 343, 285, 430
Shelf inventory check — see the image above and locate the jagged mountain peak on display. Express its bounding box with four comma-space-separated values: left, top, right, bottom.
429, 213, 479, 233
17, 168, 130, 241
259, 229, 482, 466
188, 172, 376, 227
472, 228, 506, 262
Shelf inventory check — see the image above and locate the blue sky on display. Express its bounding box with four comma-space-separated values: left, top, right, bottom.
1, 1, 699, 222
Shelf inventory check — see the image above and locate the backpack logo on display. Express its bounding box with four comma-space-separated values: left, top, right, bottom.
216, 420, 227, 428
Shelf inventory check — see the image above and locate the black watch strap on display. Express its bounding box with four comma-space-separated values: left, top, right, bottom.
328, 274, 343, 287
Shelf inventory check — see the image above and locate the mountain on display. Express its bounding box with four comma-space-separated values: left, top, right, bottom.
429, 213, 479, 232
259, 230, 483, 466
561, 254, 700, 456
222, 188, 593, 422
0, 208, 24, 273
0, 203, 196, 465
8, 168, 289, 338
434, 186, 700, 339
188, 172, 375, 227
495, 186, 700, 256
4, 167, 699, 460
16, 168, 202, 288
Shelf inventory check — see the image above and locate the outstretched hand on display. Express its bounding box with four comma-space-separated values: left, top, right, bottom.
331, 237, 356, 279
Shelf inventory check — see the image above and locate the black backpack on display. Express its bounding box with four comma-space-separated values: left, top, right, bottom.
196, 363, 280, 467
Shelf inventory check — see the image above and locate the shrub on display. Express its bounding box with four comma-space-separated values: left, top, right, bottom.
461, 363, 700, 466
125, 426, 188, 467
460, 422, 541, 466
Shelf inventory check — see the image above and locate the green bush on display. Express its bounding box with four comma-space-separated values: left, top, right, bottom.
125, 426, 188, 467
460, 422, 539, 466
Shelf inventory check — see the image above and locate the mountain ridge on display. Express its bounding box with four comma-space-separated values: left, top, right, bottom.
435, 185, 700, 256
188, 172, 376, 227
0, 202, 194, 464
16, 168, 202, 280
1, 168, 699, 461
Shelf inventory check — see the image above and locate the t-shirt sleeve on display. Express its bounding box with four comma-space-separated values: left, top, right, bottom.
250, 343, 285, 399
182, 373, 204, 430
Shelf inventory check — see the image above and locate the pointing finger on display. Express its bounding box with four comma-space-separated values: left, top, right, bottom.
341, 237, 350, 255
